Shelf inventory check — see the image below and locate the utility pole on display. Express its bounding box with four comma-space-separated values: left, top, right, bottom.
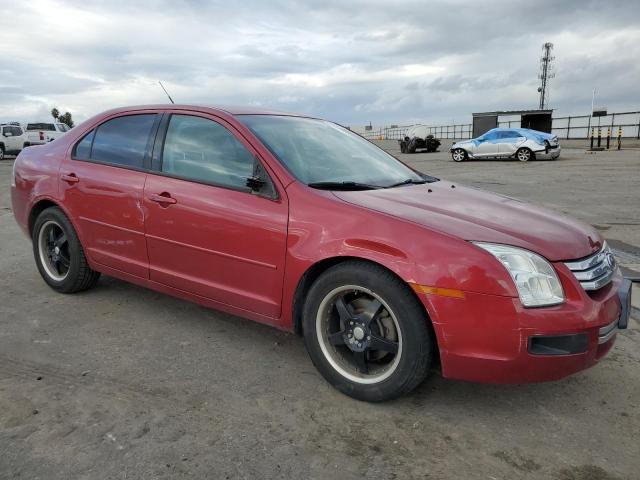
537, 42, 555, 110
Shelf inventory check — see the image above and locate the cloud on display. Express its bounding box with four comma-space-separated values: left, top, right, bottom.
1, 0, 639, 127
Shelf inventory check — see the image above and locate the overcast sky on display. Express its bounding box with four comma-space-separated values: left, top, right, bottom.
1, 0, 639, 127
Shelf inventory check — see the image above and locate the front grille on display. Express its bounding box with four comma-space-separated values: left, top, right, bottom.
564, 242, 616, 291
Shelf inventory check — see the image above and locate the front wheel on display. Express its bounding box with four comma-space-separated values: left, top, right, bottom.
516, 147, 534, 162
451, 148, 466, 162
32, 206, 100, 293
0, 145, 4, 160
302, 261, 433, 402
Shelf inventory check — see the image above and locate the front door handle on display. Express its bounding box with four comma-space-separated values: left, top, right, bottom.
61, 173, 79, 184
149, 193, 177, 206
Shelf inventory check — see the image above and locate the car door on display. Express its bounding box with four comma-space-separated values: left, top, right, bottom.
11, 126, 25, 151
143, 113, 288, 318
2, 126, 20, 152
498, 130, 525, 157
59, 112, 160, 279
473, 130, 500, 157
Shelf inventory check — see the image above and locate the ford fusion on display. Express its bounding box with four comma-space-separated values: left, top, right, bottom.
11, 105, 631, 402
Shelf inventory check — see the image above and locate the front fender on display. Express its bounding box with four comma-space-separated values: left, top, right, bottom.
278, 183, 517, 330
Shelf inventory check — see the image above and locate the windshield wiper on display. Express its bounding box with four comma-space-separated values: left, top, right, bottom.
385, 178, 428, 188
307, 181, 383, 190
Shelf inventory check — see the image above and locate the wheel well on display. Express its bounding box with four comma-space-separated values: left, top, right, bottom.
292, 257, 436, 336
28, 200, 59, 236
292, 256, 440, 367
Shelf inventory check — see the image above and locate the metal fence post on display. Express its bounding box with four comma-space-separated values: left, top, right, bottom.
566, 116, 571, 139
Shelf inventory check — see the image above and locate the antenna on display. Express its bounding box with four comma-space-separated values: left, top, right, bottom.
537, 42, 555, 109
158, 81, 175, 104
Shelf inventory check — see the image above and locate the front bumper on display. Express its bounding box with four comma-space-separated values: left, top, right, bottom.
418, 268, 629, 383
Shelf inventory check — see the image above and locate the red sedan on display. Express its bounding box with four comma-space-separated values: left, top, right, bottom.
11, 105, 632, 401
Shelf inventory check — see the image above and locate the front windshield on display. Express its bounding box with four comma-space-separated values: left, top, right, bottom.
240, 115, 426, 188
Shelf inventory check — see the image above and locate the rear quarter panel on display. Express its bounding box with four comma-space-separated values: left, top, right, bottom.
11, 142, 67, 236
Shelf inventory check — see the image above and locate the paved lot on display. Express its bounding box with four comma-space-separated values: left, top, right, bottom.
0, 144, 639, 480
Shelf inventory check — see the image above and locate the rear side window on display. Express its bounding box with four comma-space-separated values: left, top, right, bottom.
2, 126, 21, 135
73, 130, 95, 159
161, 115, 254, 190
504, 131, 521, 138
90, 114, 156, 169
57, 124, 70, 132
26, 123, 55, 131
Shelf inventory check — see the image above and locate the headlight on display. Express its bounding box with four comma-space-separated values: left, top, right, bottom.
473, 242, 564, 307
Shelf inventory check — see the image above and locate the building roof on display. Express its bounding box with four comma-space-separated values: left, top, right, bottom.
472, 109, 553, 117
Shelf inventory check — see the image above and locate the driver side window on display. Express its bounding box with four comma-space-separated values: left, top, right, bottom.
161, 115, 273, 196
482, 131, 498, 140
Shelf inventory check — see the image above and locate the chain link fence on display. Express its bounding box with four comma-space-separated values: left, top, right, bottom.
359, 110, 640, 141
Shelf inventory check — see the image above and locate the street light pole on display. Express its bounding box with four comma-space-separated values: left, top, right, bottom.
587, 87, 596, 137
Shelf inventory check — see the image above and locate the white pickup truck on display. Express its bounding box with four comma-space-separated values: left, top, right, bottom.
23, 122, 70, 146
0, 123, 28, 159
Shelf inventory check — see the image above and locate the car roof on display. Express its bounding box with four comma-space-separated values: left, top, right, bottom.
98, 104, 314, 119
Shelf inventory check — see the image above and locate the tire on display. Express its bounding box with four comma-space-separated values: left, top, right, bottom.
32, 206, 100, 293
302, 261, 433, 402
399, 141, 407, 154
407, 138, 417, 154
516, 147, 533, 162
451, 148, 466, 162
0, 145, 4, 160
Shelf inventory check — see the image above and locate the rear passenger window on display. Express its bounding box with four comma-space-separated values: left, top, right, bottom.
73, 130, 94, 159
90, 114, 156, 169
26, 123, 55, 131
161, 115, 254, 190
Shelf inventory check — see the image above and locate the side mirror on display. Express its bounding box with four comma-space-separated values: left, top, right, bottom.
246, 176, 265, 190
246, 158, 278, 199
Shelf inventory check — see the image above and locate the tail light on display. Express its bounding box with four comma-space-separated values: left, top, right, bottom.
39, 131, 44, 141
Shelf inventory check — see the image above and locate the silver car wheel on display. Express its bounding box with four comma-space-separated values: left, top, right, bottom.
517, 148, 531, 162
452, 149, 465, 162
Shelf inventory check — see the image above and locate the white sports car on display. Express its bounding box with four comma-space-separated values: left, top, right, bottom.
450, 127, 561, 162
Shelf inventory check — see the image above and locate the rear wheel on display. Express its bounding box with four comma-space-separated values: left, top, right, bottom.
0, 145, 4, 160
302, 261, 433, 402
32, 207, 100, 293
516, 147, 533, 162
451, 148, 466, 162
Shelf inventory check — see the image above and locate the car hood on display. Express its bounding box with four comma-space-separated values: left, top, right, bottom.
333, 181, 601, 261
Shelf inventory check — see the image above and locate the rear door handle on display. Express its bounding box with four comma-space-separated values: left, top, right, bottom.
61, 173, 79, 184
149, 193, 177, 205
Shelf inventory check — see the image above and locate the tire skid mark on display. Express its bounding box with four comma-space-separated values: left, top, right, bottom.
0, 354, 173, 403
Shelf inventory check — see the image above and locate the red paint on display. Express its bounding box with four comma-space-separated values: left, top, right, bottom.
11, 105, 622, 384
